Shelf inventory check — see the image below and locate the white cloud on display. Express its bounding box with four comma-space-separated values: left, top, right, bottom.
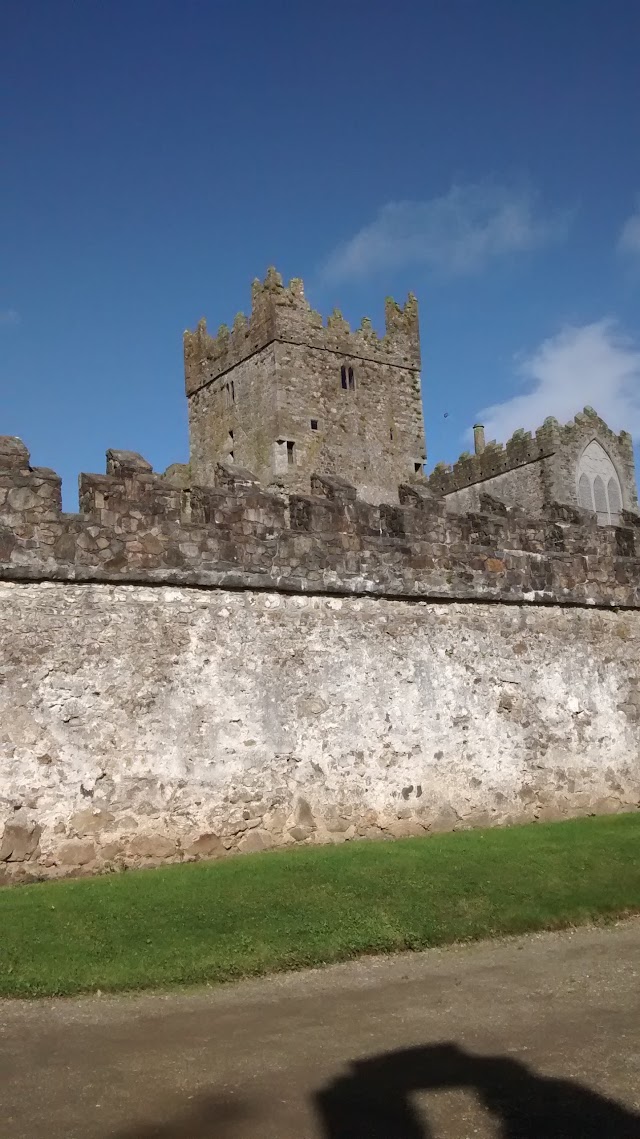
478, 320, 640, 444
322, 183, 568, 280
618, 199, 640, 255
0, 308, 20, 326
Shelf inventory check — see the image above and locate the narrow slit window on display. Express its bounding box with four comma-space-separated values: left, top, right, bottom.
228, 429, 234, 462
389, 429, 394, 441
608, 477, 622, 520
348, 366, 355, 390
340, 365, 347, 390
231, 380, 235, 403
287, 440, 295, 466
593, 475, 607, 516
578, 473, 593, 511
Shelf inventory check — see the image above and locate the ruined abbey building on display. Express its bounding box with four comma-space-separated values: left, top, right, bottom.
184, 268, 636, 522
184, 268, 426, 504
1, 269, 639, 881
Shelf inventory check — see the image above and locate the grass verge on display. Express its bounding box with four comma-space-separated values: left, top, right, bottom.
1, 813, 639, 998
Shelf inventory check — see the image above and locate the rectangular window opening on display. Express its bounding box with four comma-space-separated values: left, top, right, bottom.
287, 440, 295, 465
348, 366, 355, 390
310, 419, 318, 431
340, 365, 347, 390
389, 429, 394, 441
231, 380, 235, 402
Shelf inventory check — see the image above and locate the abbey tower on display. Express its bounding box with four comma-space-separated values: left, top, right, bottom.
184, 268, 426, 505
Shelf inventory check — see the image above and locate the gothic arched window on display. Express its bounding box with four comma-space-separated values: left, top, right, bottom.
608, 477, 622, 517
576, 440, 623, 525
578, 473, 592, 511
593, 475, 607, 515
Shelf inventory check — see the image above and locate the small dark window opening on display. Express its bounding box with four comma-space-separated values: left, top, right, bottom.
389, 429, 394, 441
340, 365, 347, 389
231, 380, 235, 403
414, 461, 422, 473
287, 440, 295, 465
310, 419, 318, 431
228, 429, 234, 462
348, 366, 355, 390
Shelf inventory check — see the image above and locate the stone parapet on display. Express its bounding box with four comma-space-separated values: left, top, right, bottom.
1, 437, 639, 607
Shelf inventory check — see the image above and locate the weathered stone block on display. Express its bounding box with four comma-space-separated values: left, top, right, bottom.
70, 808, 115, 835
0, 436, 30, 471
57, 839, 96, 866
0, 816, 41, 862
128, 834, 177, 860
237, 829, 271, 853
186, 833, 223, 858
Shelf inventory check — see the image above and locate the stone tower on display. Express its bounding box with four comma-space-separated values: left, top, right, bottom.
184, 268, 426, 504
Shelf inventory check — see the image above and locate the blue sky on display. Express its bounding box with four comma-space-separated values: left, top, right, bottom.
2, 0, 640, 507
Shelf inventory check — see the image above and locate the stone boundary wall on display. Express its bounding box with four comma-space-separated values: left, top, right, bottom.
1, 582, 639, 883
1, 436, 640, 609
2, 434, 640, 882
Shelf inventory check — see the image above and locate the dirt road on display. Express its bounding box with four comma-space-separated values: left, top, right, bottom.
1, 920, 639, 1137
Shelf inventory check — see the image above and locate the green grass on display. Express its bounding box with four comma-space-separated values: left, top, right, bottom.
1, 814, 639, 998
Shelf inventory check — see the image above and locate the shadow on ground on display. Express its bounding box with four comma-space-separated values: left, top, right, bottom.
105, 1042, 640, 1137
108, 1094, 251, 1139
314, 1043, 640, 1138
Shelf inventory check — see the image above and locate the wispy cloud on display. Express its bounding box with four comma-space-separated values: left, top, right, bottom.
478, 320, 640, 444
0, 308, 20, 326
322, 183, 569, 281
618, 198, 640, 256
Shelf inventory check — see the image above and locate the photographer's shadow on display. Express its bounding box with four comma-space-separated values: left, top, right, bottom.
314, 1042, 640, 1138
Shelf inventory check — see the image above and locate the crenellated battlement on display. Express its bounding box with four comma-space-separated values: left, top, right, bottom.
184, 268, 421, 396
427, 408, 636, 500
1, 435, 639, 608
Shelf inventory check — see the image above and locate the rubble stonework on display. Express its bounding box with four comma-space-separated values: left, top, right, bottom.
185, 270, 426, 504
428, 408, 637, 520
1, 271, 640, 880
1, 435, 640, 881
1, 440, 640, 607
1, 582, 640, 884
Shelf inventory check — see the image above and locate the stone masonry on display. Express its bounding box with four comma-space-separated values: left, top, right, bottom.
185, 269, 426, 504
428, 408, 637, 521
1, 270, 639, 880
1, 435, 640, 882
2, 582, 639, 883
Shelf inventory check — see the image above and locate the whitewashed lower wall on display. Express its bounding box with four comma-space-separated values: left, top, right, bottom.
1, 581, 639, 880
